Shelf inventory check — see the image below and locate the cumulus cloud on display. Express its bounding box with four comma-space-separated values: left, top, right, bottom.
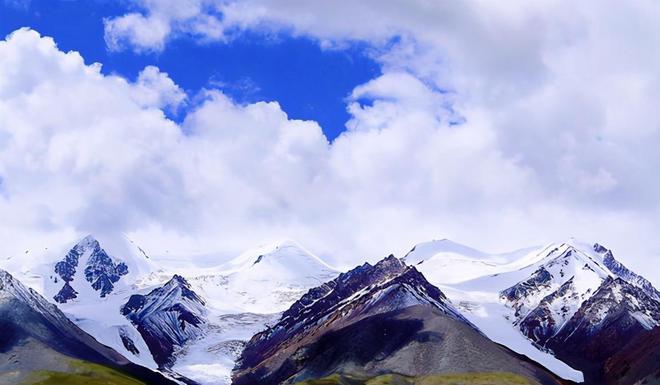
131, 66, 186, 111
4, 0, 660, 284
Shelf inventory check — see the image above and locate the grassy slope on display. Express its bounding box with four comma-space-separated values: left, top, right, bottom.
18, 360, 146, 385
293, 372, 540, 385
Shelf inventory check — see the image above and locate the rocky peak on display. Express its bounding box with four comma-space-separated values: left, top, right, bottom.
76, 234, 101, 250
593, 243, 608, 254
240, 255, 466, 371
162, 274, 205, 305
52, 235, 130, 303
0, 269, 21, 298
592, 243, 660, 301
121, 275, 206, 368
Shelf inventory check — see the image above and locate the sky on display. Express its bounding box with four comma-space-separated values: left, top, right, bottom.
0, 0, 659, 284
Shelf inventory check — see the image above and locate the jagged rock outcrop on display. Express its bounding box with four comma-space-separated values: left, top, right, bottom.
121, 275, 207, 368
52, 235, 129, 303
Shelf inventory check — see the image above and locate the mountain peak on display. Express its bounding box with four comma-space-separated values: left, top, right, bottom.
240, 255, 465, 366
234, 254, 560, 385
0, 269, 23, 298
591, 242, 660, 301
0, 268, 178, 385
51, 235, 133, 303
122, 274, 206, 368
403, 238, 488, 266
222, 239, 337, 274
374, 253, 405, 271
0, 268, 12, 284
168, 274, 189, 286
77, 234, 100, 248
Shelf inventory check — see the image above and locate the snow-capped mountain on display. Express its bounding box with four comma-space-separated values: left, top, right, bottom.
240, 255, 471, 358
5, 233, 657, 385
500, 243, 611, 342
545, 276, 660, 383
0, 235, 163, 370
407, 238, 660, 384
233, 256, 565, 385
1, 235, 339, 384
188, 240, 339, 314
51, 235, 130, 303
46, 234, 156, 302
48, 235, 162, 369
0, 268, 176, 385
170, 240, 340, 384
122, 274, 207, 368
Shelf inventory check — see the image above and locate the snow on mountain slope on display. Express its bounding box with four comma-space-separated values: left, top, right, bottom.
403, 239, 538, 284
436, 284, 585, 382
234, 255, 565, 385
0, 269, 178, 385
410, 240, 599, 382
188, 240, 339, 314
1, 236, 339, 385
413, 238, 660, 384
171, 312, 279, 385
122, 275, 208, 368
500, 243, 610, 331
594, 243, 660, 301
0, 235, 164, 369
545, 276, 660, 383
168, 240, 340, 385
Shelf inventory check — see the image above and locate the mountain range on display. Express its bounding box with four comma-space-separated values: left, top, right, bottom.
1, 235, 658, 385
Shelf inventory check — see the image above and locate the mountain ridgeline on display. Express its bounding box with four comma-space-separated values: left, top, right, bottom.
233, 256, 566, 385
1, 235, 659, 385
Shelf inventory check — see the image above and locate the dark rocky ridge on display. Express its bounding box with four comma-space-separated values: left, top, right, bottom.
545, 277, 660, 384
121, 274, 207, 368
501, 266, 553, 318
0, 269, 176, 385
594, 243, 660, 301
233, 256, 567, 385
518, 277, 577, 345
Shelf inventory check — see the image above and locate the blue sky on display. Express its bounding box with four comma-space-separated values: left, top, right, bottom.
0, 0, 380, 139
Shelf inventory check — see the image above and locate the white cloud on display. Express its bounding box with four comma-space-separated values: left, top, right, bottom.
104, 12, 172, 52
104, 0, 225, 52
131, 66, 186, 111
5, 0, 660, 285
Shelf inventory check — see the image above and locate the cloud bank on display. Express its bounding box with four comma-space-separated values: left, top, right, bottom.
1, 1, 660, 284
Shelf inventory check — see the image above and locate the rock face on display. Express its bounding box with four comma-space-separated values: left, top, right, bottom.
121, 274, 207, 368
233, 256, 565, 385
595, 243, 660, 301
52, 235, 129, 303
84, 246, 129, 297
0, 269, 176, 385
545, 277, 660, 383
501, 266, 554, 319
603, 326, 660, 385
